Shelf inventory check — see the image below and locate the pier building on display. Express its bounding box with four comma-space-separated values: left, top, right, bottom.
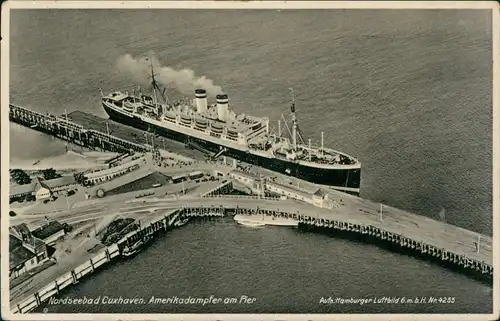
31, 221, 67, 247
9, 224, 50, 279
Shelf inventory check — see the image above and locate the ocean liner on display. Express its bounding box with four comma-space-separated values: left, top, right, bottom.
100, 60, 361, 195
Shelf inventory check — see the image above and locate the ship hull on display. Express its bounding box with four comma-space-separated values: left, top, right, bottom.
103, 104, 361, 195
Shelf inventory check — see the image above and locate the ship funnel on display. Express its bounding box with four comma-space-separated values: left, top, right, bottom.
216, 94, 229, 122
195, 89, 208, 113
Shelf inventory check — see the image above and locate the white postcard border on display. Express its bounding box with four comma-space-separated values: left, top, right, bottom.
1, 1, 498, 321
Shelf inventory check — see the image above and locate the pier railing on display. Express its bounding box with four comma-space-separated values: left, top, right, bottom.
10, 201, 493, 314
205, 194, 280, 201
9, 104, 148, 154
11, 244, 121, 314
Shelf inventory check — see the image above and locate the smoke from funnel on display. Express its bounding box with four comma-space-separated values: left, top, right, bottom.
116, 53, 222, 97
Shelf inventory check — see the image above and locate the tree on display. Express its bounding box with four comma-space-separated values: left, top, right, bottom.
41, 168, 61, 180
10, 169, 32, 185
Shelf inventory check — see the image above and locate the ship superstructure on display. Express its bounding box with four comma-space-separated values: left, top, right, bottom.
100, 59, 361, 195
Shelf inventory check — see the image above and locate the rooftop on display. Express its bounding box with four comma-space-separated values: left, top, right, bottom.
9, 235, 36, 270
31, 221, 65, 241
313, 188, 328, 198
32, 177, 49, 191
9, 177, 53, 197
269, 181, 312, 200
43, 176, 76, 189
9, 183, 35, 197
10, 223, 32, 241
9, 234, 23, 251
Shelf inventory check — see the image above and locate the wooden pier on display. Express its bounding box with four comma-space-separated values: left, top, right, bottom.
10, 195, 493, 314
9, 104, 148, 154
8, 104, 494, 314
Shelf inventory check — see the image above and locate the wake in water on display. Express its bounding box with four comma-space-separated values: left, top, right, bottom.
116, 53, 223, 97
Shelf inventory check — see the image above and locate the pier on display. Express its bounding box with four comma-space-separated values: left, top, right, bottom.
9, 104, 148, 154
8, 104, 493, 314
10, 195, 493, 314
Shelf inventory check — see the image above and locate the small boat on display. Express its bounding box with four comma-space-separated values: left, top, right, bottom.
236, 219, 266, 228
233, 214, 298, 228
173, 217, 190, 227
121, 235, 153, 258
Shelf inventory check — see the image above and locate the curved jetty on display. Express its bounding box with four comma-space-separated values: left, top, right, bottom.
8, 103, 492, 314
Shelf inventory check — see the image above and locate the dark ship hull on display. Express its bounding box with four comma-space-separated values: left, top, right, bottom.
103, 104, 361, 196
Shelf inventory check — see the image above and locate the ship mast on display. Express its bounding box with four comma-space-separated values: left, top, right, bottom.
289, 88, 297, 151
147, 57, 169, 111
149, 58, 159, 107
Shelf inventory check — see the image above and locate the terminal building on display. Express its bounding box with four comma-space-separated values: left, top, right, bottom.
83, 154, 145, 185
9, 176, 78, 202
31, 221, 67, 246
9, 224, 49, 279
9, 221, 68, 279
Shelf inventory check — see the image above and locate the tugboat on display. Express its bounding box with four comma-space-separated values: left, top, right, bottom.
100, 55, 361, 195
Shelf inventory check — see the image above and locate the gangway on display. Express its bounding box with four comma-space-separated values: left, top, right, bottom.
186, 141, 211, 156
212, 147, 228, 160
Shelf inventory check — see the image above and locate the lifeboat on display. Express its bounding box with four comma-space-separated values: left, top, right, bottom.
163, 112, 176, 121
194, 118, 208, 129
180, 114, 192, 125
227, 129, 238, 137
251, 123, 262, 131
211, 122, 224, 133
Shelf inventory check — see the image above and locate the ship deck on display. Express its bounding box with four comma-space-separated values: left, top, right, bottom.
67, 111, 208, 160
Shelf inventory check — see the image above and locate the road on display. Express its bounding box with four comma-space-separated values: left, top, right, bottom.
9, 188, 493, 311
11, 190, 493, 265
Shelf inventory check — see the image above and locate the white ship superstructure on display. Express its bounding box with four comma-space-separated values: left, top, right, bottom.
100, 58, 362, 194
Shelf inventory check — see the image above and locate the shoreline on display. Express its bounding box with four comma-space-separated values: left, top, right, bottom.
10, 150, 120, 172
